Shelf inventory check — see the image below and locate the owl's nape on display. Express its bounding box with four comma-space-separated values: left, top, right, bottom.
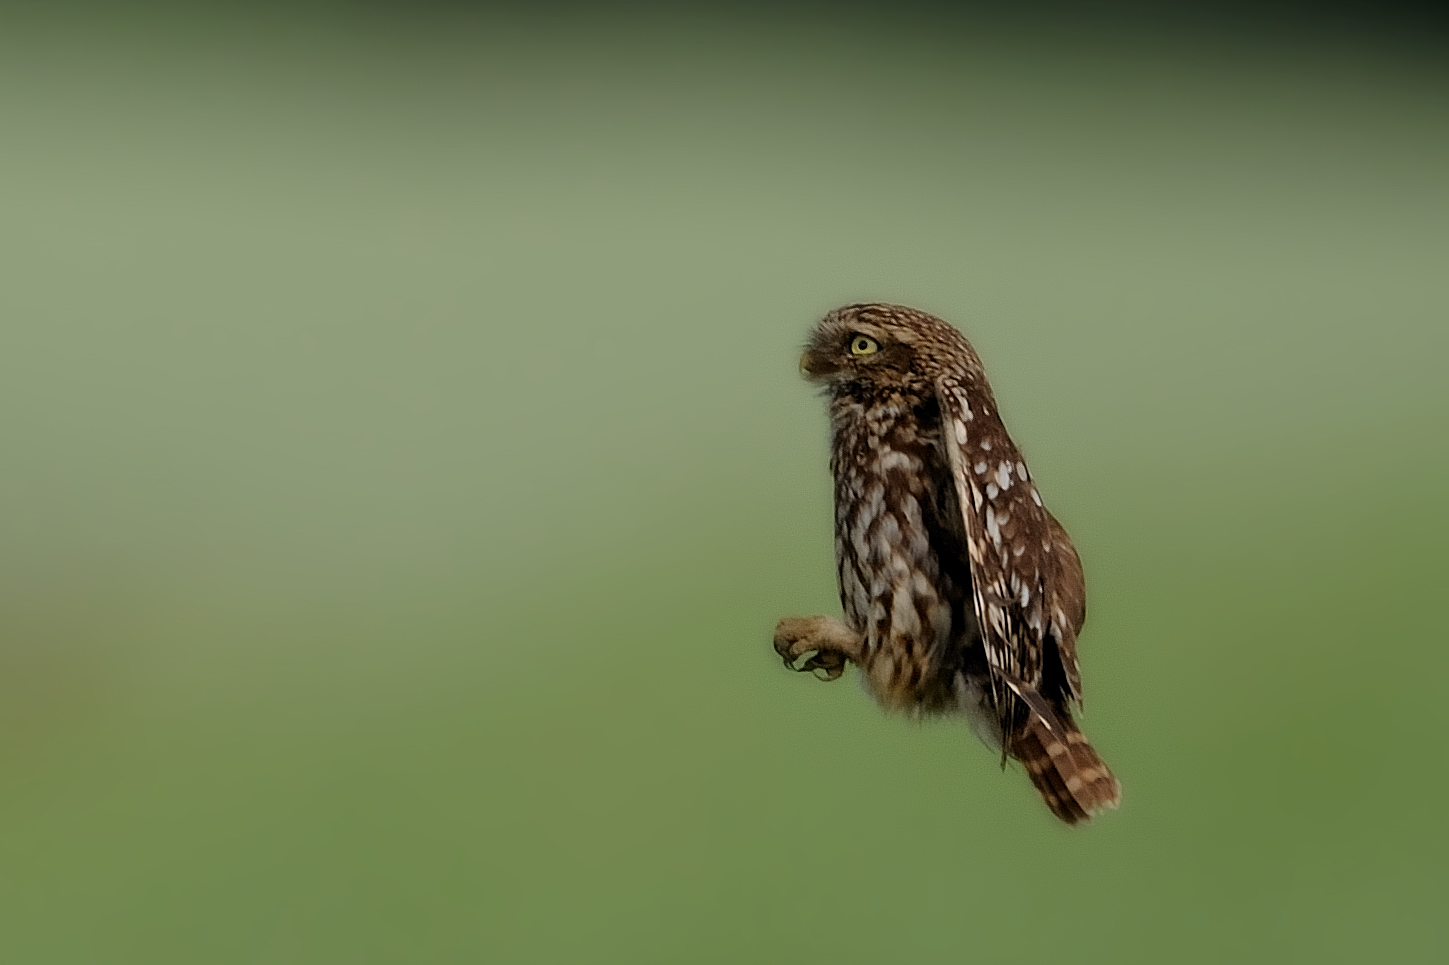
774, 302, 1120, 825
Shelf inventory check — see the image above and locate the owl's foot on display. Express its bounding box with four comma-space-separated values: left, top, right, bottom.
772, 615, 863, 682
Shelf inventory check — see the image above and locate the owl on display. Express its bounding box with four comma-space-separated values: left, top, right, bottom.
774, 303, 1120, 824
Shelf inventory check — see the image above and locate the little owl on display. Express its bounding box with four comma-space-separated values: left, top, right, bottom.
774, 303, 1121, 824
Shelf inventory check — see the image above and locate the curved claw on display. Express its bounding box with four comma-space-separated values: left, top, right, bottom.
810, 657, 846, 681
782, 647, 824, 673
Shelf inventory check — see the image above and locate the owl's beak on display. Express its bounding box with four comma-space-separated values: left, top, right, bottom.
798, 349, 834, 382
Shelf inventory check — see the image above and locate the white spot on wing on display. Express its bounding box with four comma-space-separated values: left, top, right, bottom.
995, 462, 1012, 490
954, 420, 969, 445
986, 483, 998, 499
1031, 487, 1043, 506
974, 461, 987, 475
951, 388, 974, 421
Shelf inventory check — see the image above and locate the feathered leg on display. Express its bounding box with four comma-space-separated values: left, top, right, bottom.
773, 616, 863, 681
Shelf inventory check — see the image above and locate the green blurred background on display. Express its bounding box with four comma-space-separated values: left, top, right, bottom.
1, 4, 1446, 962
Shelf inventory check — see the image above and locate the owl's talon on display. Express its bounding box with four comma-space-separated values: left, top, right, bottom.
810, 659, 845, 681
784, 649, 819, 671
772, 615, 860, 682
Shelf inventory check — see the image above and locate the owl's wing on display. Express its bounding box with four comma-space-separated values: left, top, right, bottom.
935, 377, 1085, 736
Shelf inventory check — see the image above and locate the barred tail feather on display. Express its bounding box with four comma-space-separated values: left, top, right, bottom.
1014, 714, 1121, 825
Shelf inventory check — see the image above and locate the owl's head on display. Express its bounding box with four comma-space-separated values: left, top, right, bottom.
800, 303, 973, 393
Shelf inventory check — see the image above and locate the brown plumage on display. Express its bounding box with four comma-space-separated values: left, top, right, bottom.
773, 303, 1120, 824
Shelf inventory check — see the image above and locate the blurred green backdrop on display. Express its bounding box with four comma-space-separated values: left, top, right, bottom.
1, 5, 1446, 963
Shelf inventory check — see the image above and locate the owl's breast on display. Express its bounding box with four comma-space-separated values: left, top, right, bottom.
830, 408, 977, 712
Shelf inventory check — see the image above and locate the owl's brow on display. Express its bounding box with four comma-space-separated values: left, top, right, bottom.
838, 318, 918, 346
872, 323, 920, 345
827, 318, 880, 339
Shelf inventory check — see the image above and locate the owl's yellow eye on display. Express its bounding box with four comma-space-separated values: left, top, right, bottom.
850, 335, 879, 356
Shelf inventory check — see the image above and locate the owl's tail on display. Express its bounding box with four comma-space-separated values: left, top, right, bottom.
1013, 712, 1121, 825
